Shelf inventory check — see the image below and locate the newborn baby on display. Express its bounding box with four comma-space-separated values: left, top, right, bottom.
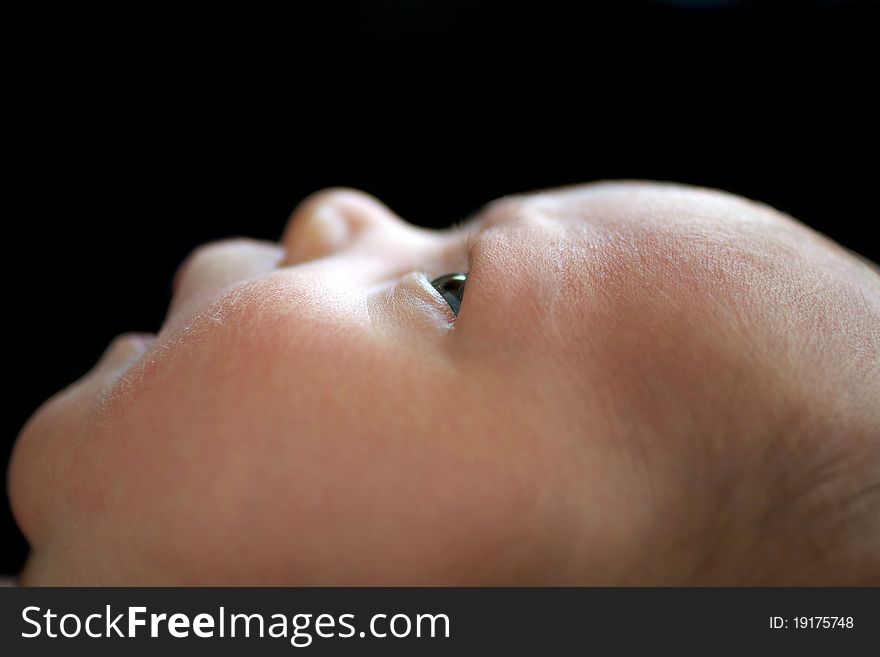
9, 182, 880, 585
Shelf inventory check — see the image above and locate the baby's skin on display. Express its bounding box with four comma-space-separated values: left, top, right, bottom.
8, 182, 880, 585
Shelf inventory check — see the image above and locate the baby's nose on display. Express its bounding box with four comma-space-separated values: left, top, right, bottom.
280, 188, 410, 267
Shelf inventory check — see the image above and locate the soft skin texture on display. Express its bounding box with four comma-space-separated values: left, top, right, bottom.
8, 182, 880, 585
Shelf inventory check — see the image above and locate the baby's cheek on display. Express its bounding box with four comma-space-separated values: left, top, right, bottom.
57, 319, 562, 584
58, 346, 298, 582
9, 372, 112, 555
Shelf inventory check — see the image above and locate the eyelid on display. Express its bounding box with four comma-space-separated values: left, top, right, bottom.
378, 221, 481, 327
368, 270, 458, 331
413, 270, 461, 321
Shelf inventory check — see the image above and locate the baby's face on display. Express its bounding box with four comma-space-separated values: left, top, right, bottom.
10, 182, 880, 585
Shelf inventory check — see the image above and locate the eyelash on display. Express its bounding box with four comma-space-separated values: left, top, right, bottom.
449, 220, 481, 269
411, 220, 479, 315
412, 220, 480, 276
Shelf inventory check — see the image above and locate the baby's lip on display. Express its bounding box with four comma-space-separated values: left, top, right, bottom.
171, 246, 207, 294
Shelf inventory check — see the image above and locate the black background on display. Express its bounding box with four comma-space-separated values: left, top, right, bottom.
3, 0, 878, 576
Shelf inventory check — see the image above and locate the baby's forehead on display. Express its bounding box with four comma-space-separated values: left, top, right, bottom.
471, 187, 679, 286
462, 183, 804, 344
472, 182, 803, 283
480, 182, 777, 233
